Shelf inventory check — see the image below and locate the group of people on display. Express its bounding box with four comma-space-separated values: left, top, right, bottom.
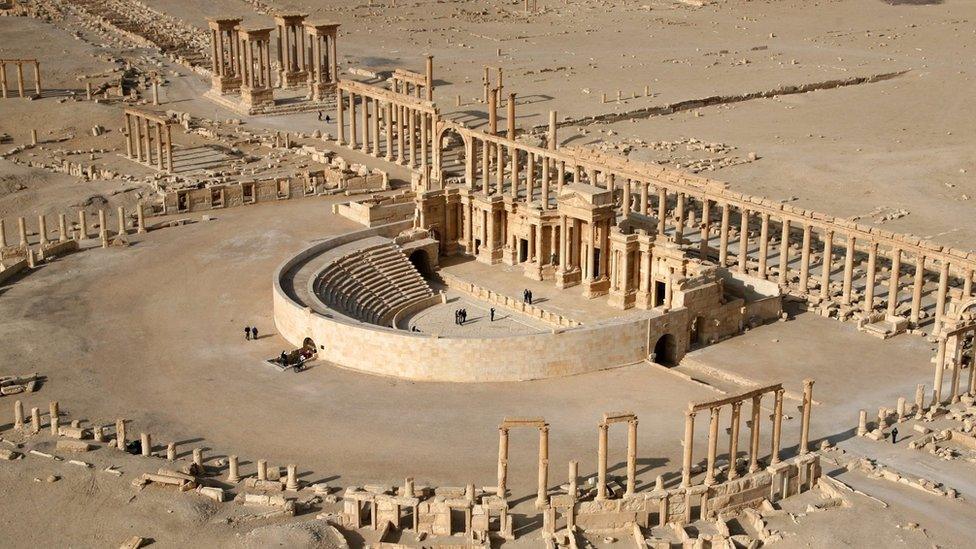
244, 326, 260, 340
522, 288, 535, 305
454, 308, 468, 325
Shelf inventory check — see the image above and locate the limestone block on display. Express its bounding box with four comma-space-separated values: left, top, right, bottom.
197, 486, 225, 502
58, 426, 89, 440
56, 440, 92, 453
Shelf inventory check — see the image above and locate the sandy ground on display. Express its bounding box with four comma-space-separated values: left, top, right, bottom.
2, 0, 976, 546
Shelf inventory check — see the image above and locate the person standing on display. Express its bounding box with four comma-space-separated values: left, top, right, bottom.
245, 326, 251, 341
527, 290, 534, 305
252, 326, 259, 340
891, 427, 899, 444
490, 307, 496, 322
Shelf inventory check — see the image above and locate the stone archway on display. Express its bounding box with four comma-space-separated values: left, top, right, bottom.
408, 249, 434, 277
435, 125, 468, 180
652, 333, 679, 367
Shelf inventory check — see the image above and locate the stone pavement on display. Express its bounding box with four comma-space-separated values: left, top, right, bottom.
403, 289, 550, 338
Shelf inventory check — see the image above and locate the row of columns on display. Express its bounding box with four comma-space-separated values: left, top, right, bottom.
681, 381, 814, 488
0, 206, 147, 251
0, 59, 41, 99
123, 110, 174, 173
336, 87, 434, 171
496, 419, 549, 509
932, 326, 976, 407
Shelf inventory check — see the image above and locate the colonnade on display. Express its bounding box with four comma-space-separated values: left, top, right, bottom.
336, 80, 437, 172
596, 413, 638, 500
681, 382, 815, 487
0, 59, 41, 98
0, 204, 147, 255
123, 109, 174, 173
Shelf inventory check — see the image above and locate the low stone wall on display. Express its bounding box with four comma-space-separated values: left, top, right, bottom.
335, 198, 415, 227
273, 228, 690, 382
0, 258, 28, 285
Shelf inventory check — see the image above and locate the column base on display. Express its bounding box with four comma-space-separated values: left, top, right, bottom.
211, 75, 242, 95
280, 70, 309, 88
310, 81, 336, 102
502, 245, 517, 266
555, 268, 581, 289
476, 246, 503, 265
523, 261, 544, 281
607, 289, 636, 310
240, 86, 275, 109
582, 278, 610, 299
635, 291, 652, 309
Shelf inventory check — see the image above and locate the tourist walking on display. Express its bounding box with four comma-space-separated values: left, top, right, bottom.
244, 326, 251, 341
490, 307, 495, 322
317, 110, 323, 121
891, 427, 899, 444
527, 290, 534, 305
252, 326, 259, 340
460, 309, 467, 324
523, 289, 529, 303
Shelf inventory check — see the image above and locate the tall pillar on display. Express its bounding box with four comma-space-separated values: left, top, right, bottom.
675, 193, 686, 244
360, 96, 370, 154
373, 100, 382, 158
626, 419, 637, 497
17, 217, 26, 247
622, 180, 632, 216
842, 234, 856, 305
336, 88, 345, 145
37, 214, 48, 247
799, 224, 812, 293
705, 407, 720, 485
78, 211, 87, 240
0, 218, 6, 248
718, 203, 730, 266
408, 109, 417, 167
728, 402, 742, 479
748, 395, 761, 473
910, 254, 925, 325
864, 242, 878, 314
536, 426, 549, 508
820, 230, 834, 300
934, 260, 950, 334
384, 102, 393, 161
681, 410, 695, 487
16, 62, 25, 97
124, 114, 133, 158
738, 209, 749, 274
639, 182, 648, 215
348, 93, 357, 149
33, 61, 41, 97
699, 199, 711, 259
933, 336, 947, 406
497, 428, 509, 497
657, 188, 667, 236
778, 219, 790, 286
771, 389, 785, 465
757, 213, 770, 278
800, 379, 814, 455
887, 248, 902, 317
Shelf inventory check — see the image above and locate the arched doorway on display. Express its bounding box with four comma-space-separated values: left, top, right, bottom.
302, 337, 316, 351
437, 127, 467, 180
409, 249, 433, 277
652, 334, 678, 367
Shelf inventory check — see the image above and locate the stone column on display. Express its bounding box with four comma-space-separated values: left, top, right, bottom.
497, 428, 509, 497
116, 418, 126, 450
0, 63, 6, 98
910, 254, 925, 325
934, 261, 949, 334
748, 395, 761, 473
842, 234, 856, 305
33, 61, 41, 97
699, 199, 711, 259
373, 100, 382, 158
728, 402, 742, 479
626, 419, 637, 497
771, 389, 784, 464
718, 203, 730, 267
193, 448, 204, 469
861, 242, 877, 314
933, 336, 947, 406
228, 455, 241, 482
0, 218, 6, 248
78, 211, 87, 240
361, 96, 370, 154
857, 410, 867, 436
385, 102, 394, 161
778, 219, 790, 285
622, 179, 632, 216
38, 214, 48, 247
30, 407, 40, 434
166, 443, 176, 461
257, 459, 268, 481
639, 182, 648, 215
705, 407, 719, 485
16, 62, 25, 97
348, 93, 357, 149
141, 433, 151, 457
58, 214, 67, 243
408, 109, 417, 167
657, 188, 667, 236
675, 193, 686, 245
738, 209, 749, 274
98, 210, 108, 248
887, 248, 902, 317
757, 213, 770, 278
537, 425, 549, 508
335, 88, 345, 145
681, 410, 695, 487
820, 230, 834, 300
164, 125, 173, 174
800, 379, 814, 455
48, 401, 59, 436
799, 224, 812, 293
17, 217, 26, 247
594, 421, 609, 499
13, 400, 24, 431
286, 464, 299, 491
